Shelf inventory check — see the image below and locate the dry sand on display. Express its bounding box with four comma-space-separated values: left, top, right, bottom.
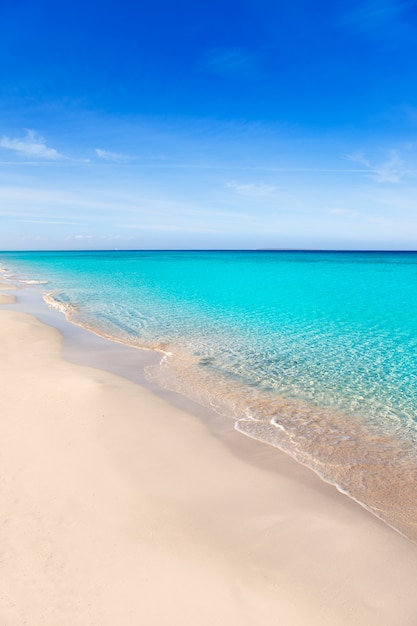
1, 308, 417, 625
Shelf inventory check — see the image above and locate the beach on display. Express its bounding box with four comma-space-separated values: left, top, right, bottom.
1, 285, 417, 624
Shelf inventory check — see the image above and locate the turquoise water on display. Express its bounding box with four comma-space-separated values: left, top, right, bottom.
1, 250, 417, 540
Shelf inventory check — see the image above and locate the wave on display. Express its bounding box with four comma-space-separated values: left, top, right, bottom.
43, 292, 167, 354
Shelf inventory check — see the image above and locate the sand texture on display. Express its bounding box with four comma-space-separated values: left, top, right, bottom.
0, 293, 16, 304
0, 282, 17, 290
1, 309, 417, 626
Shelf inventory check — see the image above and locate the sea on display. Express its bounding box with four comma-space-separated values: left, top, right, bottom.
1, 250, 417, 541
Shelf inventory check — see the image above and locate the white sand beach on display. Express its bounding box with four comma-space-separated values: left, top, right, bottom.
0, 293, 16, 304
1, 306, 417, 625
0, 281, 17, 289
0, 280, 17, 304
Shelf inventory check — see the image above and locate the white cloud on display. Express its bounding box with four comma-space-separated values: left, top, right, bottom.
74, 234, 93, 239
226, 181, 277, 197
95, 148, 132, 162
347, 150, 406, 183
0, 130, 63, 160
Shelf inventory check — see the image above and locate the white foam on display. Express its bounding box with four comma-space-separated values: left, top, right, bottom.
271, 418, 286, 431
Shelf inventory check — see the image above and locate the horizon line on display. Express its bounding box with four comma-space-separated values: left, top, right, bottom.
2, 248, 417, 254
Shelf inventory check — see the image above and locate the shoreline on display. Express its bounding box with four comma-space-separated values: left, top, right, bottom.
4, 275, 417, 543
2, 282, 417, 623
40, 284, 417, 545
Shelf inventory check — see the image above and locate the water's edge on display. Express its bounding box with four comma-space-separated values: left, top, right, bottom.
1, 271, 416, 545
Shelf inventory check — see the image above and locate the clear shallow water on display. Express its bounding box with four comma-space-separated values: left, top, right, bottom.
2, 250, 417, 540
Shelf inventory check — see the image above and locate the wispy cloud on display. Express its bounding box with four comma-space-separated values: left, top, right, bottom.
200, 47, 262, 78
226, 181, 277, 197
0, 185, 144, 214
347, 150, 406, 183
329, 208, 360, 217
382, 105, 417, 127
329, 207, 395, 228
115, 223, 220, 233
0, 130, 63, 160
19, 219, 85, 225
338, 0, 416, 34
95, 148, 133, 162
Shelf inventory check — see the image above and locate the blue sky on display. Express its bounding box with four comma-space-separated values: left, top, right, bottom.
1, 0, 417, 249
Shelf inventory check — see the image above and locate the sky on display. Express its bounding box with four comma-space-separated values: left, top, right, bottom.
1, 0, 417, 250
